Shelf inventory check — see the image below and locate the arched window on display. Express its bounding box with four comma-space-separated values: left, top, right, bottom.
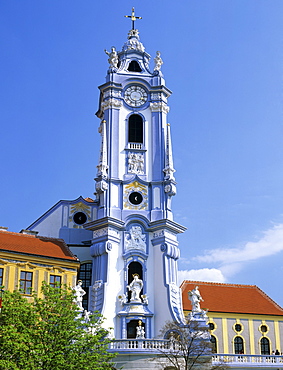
128, 60, 142, 72
211, 335, 217, 353
234, 336, 244, 354
77, 262, 92, 310
260, 337, 270, 355
127, 261, 143, 301
128, 114, 143, 143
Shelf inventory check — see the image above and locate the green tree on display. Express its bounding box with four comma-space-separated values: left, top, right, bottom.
0, 282, 115, 370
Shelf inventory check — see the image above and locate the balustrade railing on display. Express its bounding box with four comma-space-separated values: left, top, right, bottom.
109, 340, 283, 366
109, 339, 180, 352
213, 354, 283, 366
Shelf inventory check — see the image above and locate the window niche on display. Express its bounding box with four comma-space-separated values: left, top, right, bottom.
128, 114, 143, 144
234, 336, 244, 354
77, 262, 92, 310
260, 337, 270, 355
127, 261, 143, 302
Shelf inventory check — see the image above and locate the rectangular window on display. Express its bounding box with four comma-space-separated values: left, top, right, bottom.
20, 271, 33, 294
49, 275, 61, 288
0, 268, 3, 287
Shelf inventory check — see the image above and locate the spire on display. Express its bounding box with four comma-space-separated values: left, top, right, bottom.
163, 124, 176, 181
96, 119, 108, 179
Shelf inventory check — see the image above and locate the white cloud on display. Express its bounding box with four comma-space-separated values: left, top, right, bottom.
178, 268, 226, 286
194, 223, 283, 265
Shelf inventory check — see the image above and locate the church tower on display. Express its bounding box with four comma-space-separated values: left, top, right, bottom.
85, 9, 187, 340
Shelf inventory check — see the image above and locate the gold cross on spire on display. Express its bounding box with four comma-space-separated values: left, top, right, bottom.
125, 7, 142, 30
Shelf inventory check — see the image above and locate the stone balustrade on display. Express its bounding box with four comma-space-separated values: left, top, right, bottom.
213, 354, 283, 366
109, 339, 180, 352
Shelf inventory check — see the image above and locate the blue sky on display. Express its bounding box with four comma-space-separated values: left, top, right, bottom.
1, 1, 283, 307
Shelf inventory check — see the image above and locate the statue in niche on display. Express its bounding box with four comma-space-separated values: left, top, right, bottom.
154, 51, 163, 71
188, 286, 203, 313
128, 152, 144, 174
136, 320, 145, 339
125, 225, 146, 251
104, 47, 119, 69
127, 273, 143, 302
73, 280, 86, 311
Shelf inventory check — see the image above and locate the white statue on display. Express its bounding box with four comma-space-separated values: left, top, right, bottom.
125, 226, 146, 251
136, 320, 145, 339
73, 280, 86, 310
127, 274, 143, 302
83, 309, 91, 323
188, 286, 203, 313
137, 153, 144, 173
104, 47, 119, 69
154, 51, 163, 71
128, 152, 137, 173
128, 152, 144, 174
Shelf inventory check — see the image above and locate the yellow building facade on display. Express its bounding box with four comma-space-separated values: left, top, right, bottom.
181, 281, 283, 356
0, 228, 79, 299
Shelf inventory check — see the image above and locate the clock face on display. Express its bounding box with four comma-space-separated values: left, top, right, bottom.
124, 85, 147, 107
129, 191, 143, 205
73, 212, 87, 225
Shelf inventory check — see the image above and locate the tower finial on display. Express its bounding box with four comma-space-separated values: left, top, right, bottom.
125, 7, 142, 30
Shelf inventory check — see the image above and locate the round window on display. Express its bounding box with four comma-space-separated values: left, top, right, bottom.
208, 323, 215, 331
235, 324, 242, 332
261, 325, 268, 333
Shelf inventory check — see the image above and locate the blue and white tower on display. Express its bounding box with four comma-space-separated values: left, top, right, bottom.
85, 10, 187, 341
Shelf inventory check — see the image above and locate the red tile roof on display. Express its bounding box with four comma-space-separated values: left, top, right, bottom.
181, 280, 283, 316
0, 231, 78, 261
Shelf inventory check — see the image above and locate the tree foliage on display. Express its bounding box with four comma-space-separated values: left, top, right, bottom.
0, 282, 115, 370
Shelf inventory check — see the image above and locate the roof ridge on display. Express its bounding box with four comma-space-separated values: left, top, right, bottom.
180, 280, 258, 289
255, 285, 283, 311
0, 230, 36, 238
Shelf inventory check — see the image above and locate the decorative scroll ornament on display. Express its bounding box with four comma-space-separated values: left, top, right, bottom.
163, 123, 176, 181
101, 98, 122, 111
128, 152, 144, 174
103, 89, 121, 99
125, 225, 146, 252
118, 293, 128, 305
150, 101, 169, 114
164, 183, 176, 196
90, 280, 104, 313
168, 283, 186, 325
151, 92, 162, 101
95, 180, 108, 193
154, 51, 163, 72
93, 227, 120, 240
